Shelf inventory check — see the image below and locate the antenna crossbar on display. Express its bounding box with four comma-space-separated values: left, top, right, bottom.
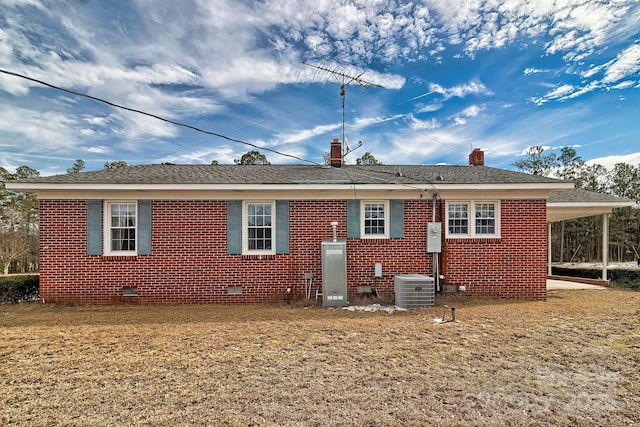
302, 61, 384, 89
302, 60, 385, 160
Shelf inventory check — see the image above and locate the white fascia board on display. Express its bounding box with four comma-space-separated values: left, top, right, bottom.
547, 201, 636, 222
548, 201, 636, 207
11, 182, 574, 202
5, 181, 574, 192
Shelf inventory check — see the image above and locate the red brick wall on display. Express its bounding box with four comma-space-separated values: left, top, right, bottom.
38, 198, 547, 304
442, 199, 548, 299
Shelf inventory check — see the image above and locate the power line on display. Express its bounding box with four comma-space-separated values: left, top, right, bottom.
157, 93, 336, 162
0, 68, 444, 195
0, 68, 322, 166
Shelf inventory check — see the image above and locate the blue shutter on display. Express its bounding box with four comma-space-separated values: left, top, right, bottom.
137, 200, 152, 255
227, 200, 242, 254
87, 200, 103, 255
390, 200, 404, 238
275, 200, 289, 254
347, 199, 360, 238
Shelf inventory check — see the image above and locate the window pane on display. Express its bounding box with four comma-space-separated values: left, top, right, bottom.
110, 203, 136, 252
475, 203, 496, 234
246, 203, 273, 252
364, 203, 386, 235
448, 203, 468, 234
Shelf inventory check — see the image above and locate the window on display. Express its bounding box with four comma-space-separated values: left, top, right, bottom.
106, 202, 137, 254
475, 202, 496, 235
244, 202, 275, 253
361, 201, 389, 238
446, 201, 500, 238
447, 203, 468, 235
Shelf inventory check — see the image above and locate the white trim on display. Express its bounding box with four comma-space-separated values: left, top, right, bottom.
445, 200, 501, 238
360, 200, 390, 239
103, 201, 138, 256
23, 186, 571, 202
6, 181, 574, 193
242, 201, 276, 255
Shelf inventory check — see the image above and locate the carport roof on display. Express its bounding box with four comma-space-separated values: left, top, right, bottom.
548, 188, 635, 222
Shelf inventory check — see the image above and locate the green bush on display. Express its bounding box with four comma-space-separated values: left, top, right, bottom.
552, 267, 640, 290
0, 275, 39, 303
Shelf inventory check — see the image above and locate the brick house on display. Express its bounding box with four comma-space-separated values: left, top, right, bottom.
8, 143, 595, 304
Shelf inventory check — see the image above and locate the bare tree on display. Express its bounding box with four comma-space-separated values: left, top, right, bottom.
0, 228, 29, 274
1, 166, 40, 274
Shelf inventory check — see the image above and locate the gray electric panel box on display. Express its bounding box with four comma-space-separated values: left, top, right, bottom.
321, 240, 348, 307
427, 222, 442, 253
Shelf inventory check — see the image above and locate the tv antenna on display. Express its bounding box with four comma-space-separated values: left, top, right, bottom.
303, 60, 384, 157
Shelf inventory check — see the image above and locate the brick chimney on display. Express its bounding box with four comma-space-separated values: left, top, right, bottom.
469, 148, 484, 166
329, 138, 342, 167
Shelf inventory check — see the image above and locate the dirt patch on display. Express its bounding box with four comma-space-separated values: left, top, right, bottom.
2, 290, 639, 426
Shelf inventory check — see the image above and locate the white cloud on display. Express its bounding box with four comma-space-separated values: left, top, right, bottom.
164, 145, 237, 165
587, 152, 640, 170
0, 106, 81, 151
450, 104, 483, 126
602, 44, 640, 83
546, 84, 575, 99
429, 80, 493, 100
534, 42, 639, 105
83, 116, 110, 126
352, 114, 405, 130
524, 67, 546, 75
612, 81, 634, 90
416, 102, 443, 114
274, 122, 341, 145
408, 114, 440, 130
85, 146, 110, 155
532, 84, 575, 105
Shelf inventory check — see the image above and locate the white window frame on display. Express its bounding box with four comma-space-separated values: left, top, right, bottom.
104, 201, 138, 255
361, 200, 389, 239
446, 201, 500, 238
242, 201, 276, 255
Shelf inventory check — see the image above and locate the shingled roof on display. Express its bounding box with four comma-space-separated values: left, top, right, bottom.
7, 164, 569, 186
548, 188, 635, 204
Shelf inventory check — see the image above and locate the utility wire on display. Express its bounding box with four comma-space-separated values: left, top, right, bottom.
0, 68, 322, 166
342, 166, 440, 196
1, 68, 443, 195
157, 93, 336, 162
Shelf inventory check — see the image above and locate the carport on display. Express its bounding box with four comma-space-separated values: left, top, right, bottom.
547, 188, 635, 282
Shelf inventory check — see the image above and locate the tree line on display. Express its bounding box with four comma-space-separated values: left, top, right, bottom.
1, 147, 638, 274
514, 146, 640, 263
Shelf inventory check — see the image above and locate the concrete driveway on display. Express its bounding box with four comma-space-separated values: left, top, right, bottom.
547, 279, 607, 290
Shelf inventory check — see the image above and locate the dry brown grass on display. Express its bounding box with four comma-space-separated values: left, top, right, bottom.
2, 289, 639, 426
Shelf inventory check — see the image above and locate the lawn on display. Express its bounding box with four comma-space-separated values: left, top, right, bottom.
2, 289, 639, 426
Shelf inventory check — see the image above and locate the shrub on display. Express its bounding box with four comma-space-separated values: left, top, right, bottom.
0, 275, 39, 303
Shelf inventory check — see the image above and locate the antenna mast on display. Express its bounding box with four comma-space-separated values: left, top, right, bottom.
303, 60, 384, 157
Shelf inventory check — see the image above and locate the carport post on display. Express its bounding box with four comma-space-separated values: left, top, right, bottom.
547, 222, 552, 276
602, 213, 609, 282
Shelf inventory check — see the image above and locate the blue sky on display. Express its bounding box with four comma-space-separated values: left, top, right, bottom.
1, 0, 639, 176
